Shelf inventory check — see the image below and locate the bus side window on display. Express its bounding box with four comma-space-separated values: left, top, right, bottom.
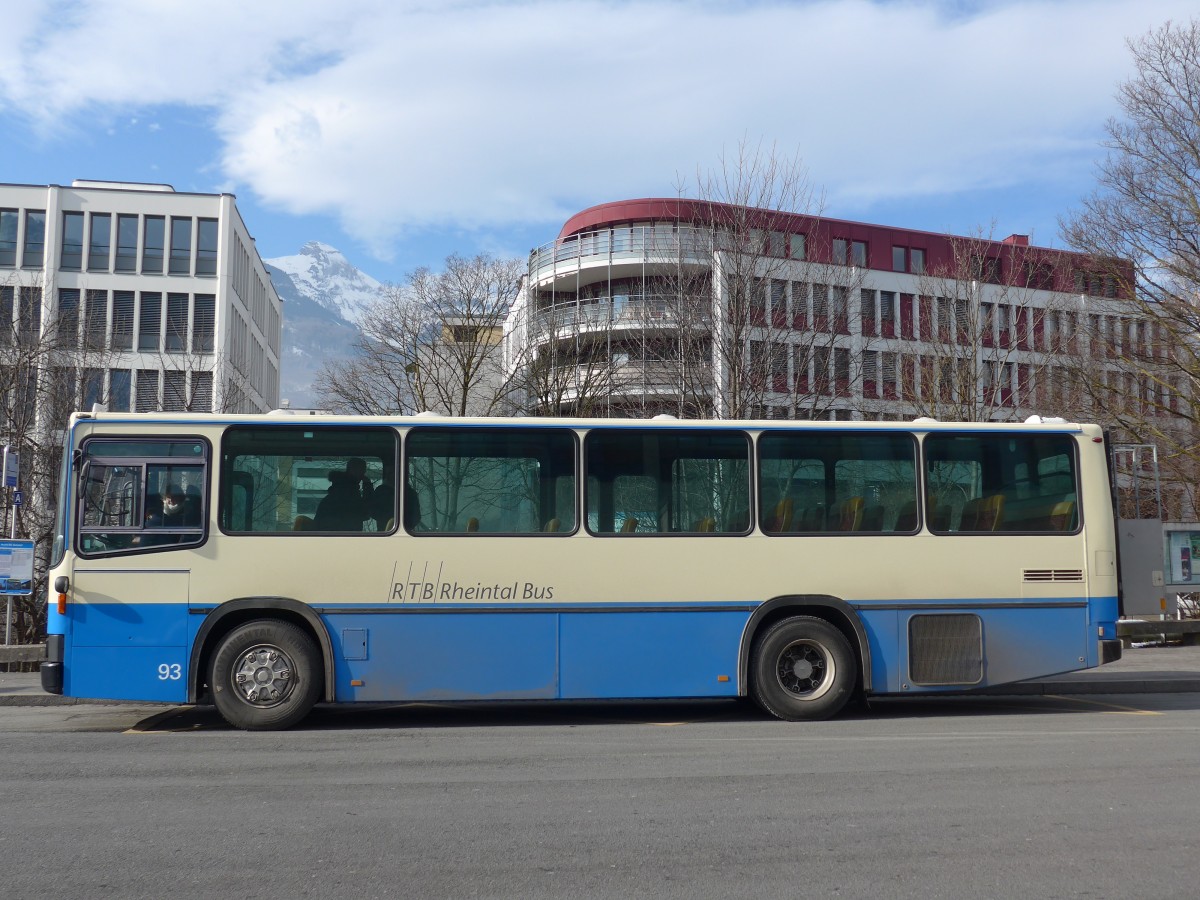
77, 439, 209, 556
405, 427, 576, 535
924, 433, 1079, 533
758, 431, 918, 534
586, 429, 751, 535
220, 425, 397, 534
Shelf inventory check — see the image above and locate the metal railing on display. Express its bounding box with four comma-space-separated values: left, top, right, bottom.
531, 294, 711, 338
529, 225, 716, 282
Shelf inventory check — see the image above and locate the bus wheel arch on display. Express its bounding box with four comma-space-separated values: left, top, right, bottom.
189, 597, 335, 706
740, 595, 871, 706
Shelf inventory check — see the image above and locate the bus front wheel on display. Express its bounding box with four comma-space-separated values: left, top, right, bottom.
209, 620, 322, 730
751, 616, 855, 721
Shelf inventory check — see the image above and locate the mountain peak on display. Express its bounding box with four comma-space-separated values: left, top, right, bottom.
265, 242, 383, 324
299, 240, 343, 257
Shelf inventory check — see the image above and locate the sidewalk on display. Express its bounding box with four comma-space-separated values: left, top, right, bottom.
5, 644, 1200, 707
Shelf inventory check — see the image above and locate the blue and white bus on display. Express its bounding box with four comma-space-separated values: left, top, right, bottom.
42, 412, 1122, 729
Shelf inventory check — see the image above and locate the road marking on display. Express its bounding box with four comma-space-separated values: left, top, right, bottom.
1043, 694, 1162, 716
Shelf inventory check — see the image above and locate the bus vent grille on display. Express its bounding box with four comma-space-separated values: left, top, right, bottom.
1023, 569, 1085, 583
908, 614, 983, 686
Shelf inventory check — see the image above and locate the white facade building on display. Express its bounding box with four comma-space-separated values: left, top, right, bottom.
0, 180, 281, 414
505, 198, 1174, 425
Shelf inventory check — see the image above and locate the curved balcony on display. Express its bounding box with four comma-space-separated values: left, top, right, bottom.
546, 361, 711, 409
528, 225, 716, 287
529, 294, 711, 344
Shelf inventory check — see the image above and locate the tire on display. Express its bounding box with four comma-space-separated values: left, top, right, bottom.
209, 619, 322, 731
750, 616, 856, 721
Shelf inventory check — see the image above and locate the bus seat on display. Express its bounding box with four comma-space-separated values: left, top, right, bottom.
466, 517, 480, 533
894, 500, 918, 532
962, 494, 1005, 531
793, 506, 824, 532
1050, 500, 1076, 531
620, 517, 639, 533
861, 504, 884, 532
693, 516, 716, 533
293, 515, 314, 531
766, 498, 793, 532
543, 518, 560, 533
832, 496, 864, 531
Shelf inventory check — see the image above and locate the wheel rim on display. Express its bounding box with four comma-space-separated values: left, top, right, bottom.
231, 643, 297, 708
774, 639, 834, 701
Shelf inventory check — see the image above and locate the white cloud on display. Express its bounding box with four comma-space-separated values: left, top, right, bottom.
1, 0, 1195, 257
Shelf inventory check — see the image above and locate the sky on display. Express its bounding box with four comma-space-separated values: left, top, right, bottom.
0, 0, 1194, 284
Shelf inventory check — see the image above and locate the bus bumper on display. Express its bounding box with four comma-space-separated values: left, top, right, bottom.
40, 634, 64, 695
1100, 639, 1122, 666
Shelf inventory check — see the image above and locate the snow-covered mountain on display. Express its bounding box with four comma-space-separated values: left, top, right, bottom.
267, 241, 383, 324
266, 242, 384, 409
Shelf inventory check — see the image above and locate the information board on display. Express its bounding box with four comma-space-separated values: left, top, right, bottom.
0, 539, 34, 596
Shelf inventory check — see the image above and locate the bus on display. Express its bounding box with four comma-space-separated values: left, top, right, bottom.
41, 411, 1123, 730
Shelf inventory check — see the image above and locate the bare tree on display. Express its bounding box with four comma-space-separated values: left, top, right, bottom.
317, 254, 524, 416
1061, 18, 1200, 491
892, 231, 1070, 422
659, 140, 872, 421
0, 273, 126, 650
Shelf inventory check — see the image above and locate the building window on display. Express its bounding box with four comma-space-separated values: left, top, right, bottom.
143, 216, 165, 274
58, 289, 80, 348
892, 246, 906, 272
852, 240, 868, 267
910, 248, 925, 273
22, 210, 45, 268
115, 215, 138, 272
110, 369, 131, 412
138, 292, 162, 351
112, 291, 134, 350
196, 218, 218, 276
61, 212, 84, 270
879, 291, 895, 337
88, 213, 111, 272
169, 218, 192, 275
767, 230, 786, 257
789, 233, 806, 260
0, 209, 17, 267
860, 289, 876, 335
192, 371, 213, 412
163, 371, 187, 411
166, 293, 188, 352
136, 369, 160, 411
0, 286, 13, 346
193, 295, 215, 353
85, 290, 108, 349
18, 287, 42, 345
81, 368, 103, 411
833, 238, 847, 265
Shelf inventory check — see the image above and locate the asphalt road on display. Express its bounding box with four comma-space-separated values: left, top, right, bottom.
2, 694, 1199, 899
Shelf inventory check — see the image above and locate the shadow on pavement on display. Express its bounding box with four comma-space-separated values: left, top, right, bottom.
127, 689, 1200, 733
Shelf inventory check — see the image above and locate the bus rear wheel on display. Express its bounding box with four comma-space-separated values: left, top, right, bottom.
751, 616, 855, 721
209, 620, 322, 731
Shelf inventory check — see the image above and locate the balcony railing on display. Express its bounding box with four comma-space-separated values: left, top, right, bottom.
531, 294, 711, 339
529, 225, 716, 282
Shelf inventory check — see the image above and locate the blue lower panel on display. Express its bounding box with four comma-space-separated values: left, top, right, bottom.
67, 645, 188, 702
71, 602, 189, 648
559, 611, 745, 699
856, 603, 1090, 694
327, 612, 560, 702
325, 608, 748, 703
